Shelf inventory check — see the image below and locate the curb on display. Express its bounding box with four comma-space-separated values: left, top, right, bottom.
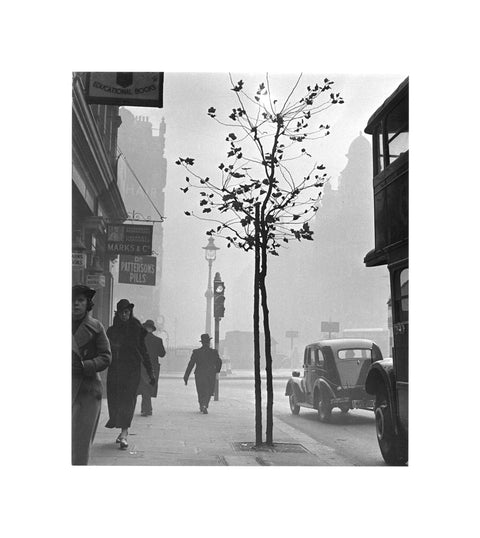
159, 375, 291, 381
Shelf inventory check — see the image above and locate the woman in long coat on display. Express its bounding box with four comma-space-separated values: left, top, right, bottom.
72, 285, 111, 465
105, 299, 155, 449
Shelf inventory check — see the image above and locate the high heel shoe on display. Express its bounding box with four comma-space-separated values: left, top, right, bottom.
119, 438, 128, 450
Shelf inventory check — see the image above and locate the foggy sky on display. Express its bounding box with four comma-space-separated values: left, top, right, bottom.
124, 73, 405, 352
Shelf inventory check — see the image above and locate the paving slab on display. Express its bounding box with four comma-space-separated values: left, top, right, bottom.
89, 379, 344, 466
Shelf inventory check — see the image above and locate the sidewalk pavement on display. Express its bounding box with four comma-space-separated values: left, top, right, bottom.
89, 378, 350, 466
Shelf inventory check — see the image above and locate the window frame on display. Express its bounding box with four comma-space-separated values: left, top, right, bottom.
372, 94, 409, 175
315, 348, 325, 368
337, 348, 373, 360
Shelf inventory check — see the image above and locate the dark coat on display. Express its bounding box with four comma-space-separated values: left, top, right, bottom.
72, 314, 111, 465
105, 317, 153, 429
184, 346, 222, 397
137, 333, 166, 398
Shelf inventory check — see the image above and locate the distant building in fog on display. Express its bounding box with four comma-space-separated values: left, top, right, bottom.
223, 331, 278, 371
268, 132, 389, 353
313, 132, 389, 333
115, 110, 167, 326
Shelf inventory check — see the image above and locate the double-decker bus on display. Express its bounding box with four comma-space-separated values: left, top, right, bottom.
363, 78, 408, 465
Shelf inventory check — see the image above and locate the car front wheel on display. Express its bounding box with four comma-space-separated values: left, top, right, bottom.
317, 391, 332, 422
374, 390, 407, 466
289, 393, 300, 415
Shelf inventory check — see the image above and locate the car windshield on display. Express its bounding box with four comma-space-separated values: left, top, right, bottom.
337, 349, 372, 360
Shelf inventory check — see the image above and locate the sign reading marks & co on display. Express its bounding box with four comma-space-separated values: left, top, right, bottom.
72, 252, 86, 269
107, 224, 153, 256
118, 255, 156, 286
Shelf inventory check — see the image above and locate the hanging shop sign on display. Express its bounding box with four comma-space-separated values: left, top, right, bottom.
72, 252, 87, 269
118, 255, 156, 286
85, 72, 164, 108
86, 273, 106, 289
107, 223, 153, 256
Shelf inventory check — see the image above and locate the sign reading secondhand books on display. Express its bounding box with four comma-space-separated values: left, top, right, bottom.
85, 72, 164, 108
107, 224, 153, 256
118, 255, 156, 286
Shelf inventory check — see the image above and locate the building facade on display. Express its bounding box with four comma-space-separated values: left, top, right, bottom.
115, 109, 167, 326
312, 132, 390, 332
72, 73, 128, 328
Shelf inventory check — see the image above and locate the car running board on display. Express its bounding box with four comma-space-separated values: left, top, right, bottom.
298, 402, 315, 409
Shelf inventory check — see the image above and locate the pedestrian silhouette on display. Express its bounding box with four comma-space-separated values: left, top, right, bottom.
137, 319, 166, 416
105, 300, 154, 449
184, 334, 222, 414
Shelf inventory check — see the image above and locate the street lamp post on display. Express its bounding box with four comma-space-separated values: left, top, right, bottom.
202, 236, 219, 335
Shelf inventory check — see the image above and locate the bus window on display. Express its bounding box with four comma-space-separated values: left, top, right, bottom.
386, 98, 409, 165
374, 124, 385, 175
394, 268, 409, 322
400, 268, 409, 314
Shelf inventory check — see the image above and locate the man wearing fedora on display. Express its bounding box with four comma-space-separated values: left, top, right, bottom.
137, 319, 166, 416
183, 334, 222, 414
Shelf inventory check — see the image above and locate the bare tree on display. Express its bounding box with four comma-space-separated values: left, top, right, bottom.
177, 74, 343, 446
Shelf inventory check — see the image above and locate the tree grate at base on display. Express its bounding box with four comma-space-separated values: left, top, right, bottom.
231, 442, 310, 454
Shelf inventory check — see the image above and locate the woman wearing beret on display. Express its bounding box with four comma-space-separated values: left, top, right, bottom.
105, 299, 155, 449
72, 285, 112, 465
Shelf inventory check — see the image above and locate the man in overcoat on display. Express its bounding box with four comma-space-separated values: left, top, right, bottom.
72, 285, 111, 465
183, 334, 222, 414
137, 319, 166, 416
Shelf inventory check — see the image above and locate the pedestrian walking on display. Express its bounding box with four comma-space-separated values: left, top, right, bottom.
72, 285, 111, 465
183, 334, 222, 414
105, 299, 155, 449
137, 319, 166, 416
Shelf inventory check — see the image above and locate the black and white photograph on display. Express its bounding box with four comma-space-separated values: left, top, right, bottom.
4, 1, 479, 536
72, 71, 408, 466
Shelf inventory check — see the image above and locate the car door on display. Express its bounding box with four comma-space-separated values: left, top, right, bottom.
304, 347, 318, 401
316, 347, 326, 379
300, 347, 309, 394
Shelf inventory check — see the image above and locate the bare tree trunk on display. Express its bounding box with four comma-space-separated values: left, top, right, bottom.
253, 205, 262, 446
260, 240, 274, 446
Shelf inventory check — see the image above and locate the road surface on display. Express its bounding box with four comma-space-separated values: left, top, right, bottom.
220, 378, 384, 466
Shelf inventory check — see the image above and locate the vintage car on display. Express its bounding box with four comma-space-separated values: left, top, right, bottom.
285, 339, 383, 421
